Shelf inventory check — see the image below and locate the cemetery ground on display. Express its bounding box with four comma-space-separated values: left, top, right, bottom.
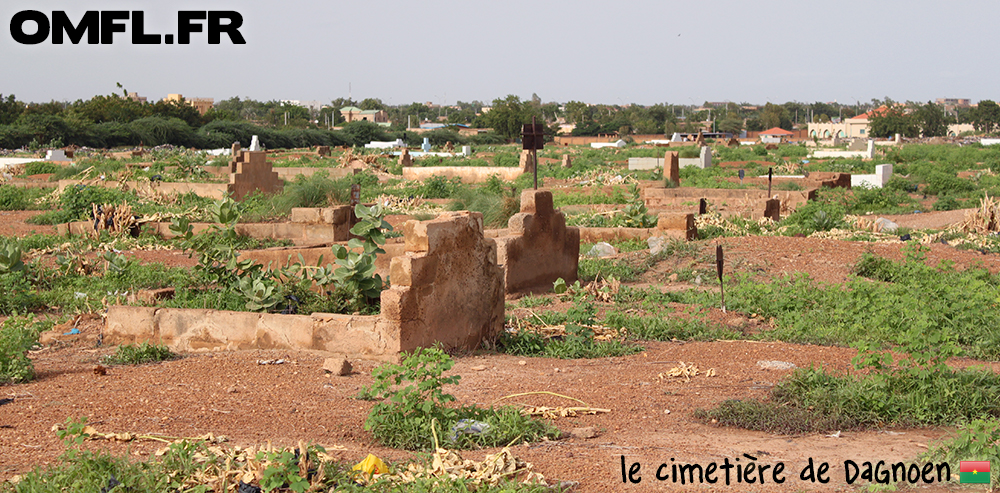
2, 142, 1000, 492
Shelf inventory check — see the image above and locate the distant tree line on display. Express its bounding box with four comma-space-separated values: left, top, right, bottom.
3, 88, 995, 150
866, 99, 1000, 138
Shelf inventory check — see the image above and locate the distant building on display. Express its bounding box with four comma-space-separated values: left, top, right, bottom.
164, 93, 214, 115
281, 100, 324, 113
340, 106, 390, 126
936, 98, 972, 108
807, 106, 888, 139
127, 92, 147, 103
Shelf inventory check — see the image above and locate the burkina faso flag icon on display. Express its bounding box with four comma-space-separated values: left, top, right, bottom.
960, 461, 990, 484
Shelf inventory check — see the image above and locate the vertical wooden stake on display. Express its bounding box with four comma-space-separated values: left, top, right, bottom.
716, 245, 725, 313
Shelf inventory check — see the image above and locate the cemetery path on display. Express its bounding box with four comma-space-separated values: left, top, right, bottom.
3, 339, 993, 492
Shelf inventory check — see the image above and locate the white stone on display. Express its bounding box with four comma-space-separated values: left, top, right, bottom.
44, 149, 70, 162
586, 242, 617, 257
249, 135, 262, 151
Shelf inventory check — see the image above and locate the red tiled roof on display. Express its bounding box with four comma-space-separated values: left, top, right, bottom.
849, 105, 890, 121
760, 127, 794, 135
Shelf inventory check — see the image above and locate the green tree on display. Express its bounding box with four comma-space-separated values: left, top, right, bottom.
717, 116, 743, 135
914, 101, 949, 137
70, 94, 148, 123
564, 101, 591, 125
485, 95, 533, 141
760, 103, 792, 130
867, 106, 919, 138
973, 100, 1000, 134
0, 94, 24, 125
359, 98, 386, 111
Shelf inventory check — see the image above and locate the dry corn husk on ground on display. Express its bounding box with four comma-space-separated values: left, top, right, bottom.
506, 319, 626, 342
955, 194, 1000, 233
658, 361, 717, 381
585, 276, 620, 302
385, 446, 545, 487
521, 405, 611, 419
91, 202, 137, 237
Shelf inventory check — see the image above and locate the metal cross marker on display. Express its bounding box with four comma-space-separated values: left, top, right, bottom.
767, 167, 773, 197
716, 245, 726, 313
521, 116, 545, 190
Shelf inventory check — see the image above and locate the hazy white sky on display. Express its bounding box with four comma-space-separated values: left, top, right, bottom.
3, 0, 997, 106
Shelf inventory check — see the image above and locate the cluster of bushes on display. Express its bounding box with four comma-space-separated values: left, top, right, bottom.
0, 117, 508, 150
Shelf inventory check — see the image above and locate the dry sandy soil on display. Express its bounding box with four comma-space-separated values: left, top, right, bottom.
2, 211, 997, 492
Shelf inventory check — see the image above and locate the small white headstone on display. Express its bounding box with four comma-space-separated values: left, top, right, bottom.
462, 145, 472, 157
670, 132, 683, 142
699, 146, 713, 169
45, 149, 70, 162
875, 163, 893, 186
249, 135, 262, 151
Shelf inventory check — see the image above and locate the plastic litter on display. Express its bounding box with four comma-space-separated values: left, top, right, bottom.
874, 217, 899, 233
586, 242, 616, 257
63, 328, 80, 335
449, 419, 491, 441
353, 453, 389, 478
648, 236, 670, 255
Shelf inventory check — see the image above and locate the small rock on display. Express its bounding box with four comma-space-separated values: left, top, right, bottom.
570, 427, 598, 439
667, 273, 678, 282
226, 386, 238, 393
93, 365, 107, 376
322, 357, 352, 376
757, 360, 796, 370
518, 360, 526, 366
470, 365, 487, 371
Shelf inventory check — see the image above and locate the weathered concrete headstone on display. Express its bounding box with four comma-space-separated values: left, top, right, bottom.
398, 148, 413, 167
519, 149, 535, 174
421, 138, 431, 152
316, 146, 331, 157
444, 141, 454, 152
664, 151, 680, 187
228, 149, 283, 200
699, 146, 713, 169
848, 139, 866, 151
694, 131, 706, 146
561, 154, 572, 168
494, 189, 580, 293
764, 198, 780, 221
462, 145, 472, 157
670, 132, 683, 142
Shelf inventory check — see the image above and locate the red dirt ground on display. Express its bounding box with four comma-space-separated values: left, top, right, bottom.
2, 212, 996, 492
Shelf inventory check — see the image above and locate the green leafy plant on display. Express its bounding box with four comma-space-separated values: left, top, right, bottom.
0, 316, 44, 383
925, 418, 1000, 489
359, 347, 555, 450
0, 237, 25, 274
258, 448, 313, 493
327, 203, 392, 312
101, 342, 175, 365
